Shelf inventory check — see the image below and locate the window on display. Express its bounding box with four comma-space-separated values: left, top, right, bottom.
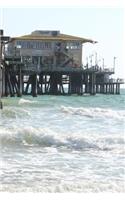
66, 42, 80, 50
16, 40, 52, 50
45, 42, 51, 49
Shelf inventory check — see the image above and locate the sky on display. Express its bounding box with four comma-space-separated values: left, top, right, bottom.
0, 6, 124, 79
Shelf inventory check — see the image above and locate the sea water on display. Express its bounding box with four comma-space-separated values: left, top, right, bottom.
0, 90, 125, 192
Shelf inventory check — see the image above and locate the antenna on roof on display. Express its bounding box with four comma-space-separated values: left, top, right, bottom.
86, 57, 88, 68
102, 58, 104, 69
113, 56, 116, 72
95, 52, 97, 66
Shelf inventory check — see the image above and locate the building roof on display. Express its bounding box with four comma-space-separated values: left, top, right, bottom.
11, 31, 97, 44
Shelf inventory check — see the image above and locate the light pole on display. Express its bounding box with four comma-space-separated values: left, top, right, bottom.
89, 54, 94, 67
95, 52, 98, 66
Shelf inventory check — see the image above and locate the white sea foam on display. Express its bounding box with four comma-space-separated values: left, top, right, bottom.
0, 126, 124, 154
0, 94, 125, 193
60, 106, 125, 120
0, 107, 30, 118
1, 179, 124, 192
18, 98, 37, 105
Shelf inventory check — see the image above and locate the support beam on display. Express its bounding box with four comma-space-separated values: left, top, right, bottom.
116, 83, 120, 94
31, 74, 37, 97
49, 73, 60, 95
17, 67, 22, 97
84, 74, 89, 93
7, 72, 15, 97
69, 73, 83, 95
90, 73, 96, 95
2, 67, 5, 96
0, 67, 3, 109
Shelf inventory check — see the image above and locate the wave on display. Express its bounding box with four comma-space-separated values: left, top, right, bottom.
0, 126, 124, 152
1, 178, 124, 192
60, 106, 125, 120
18, 98, 37, 105
0, 107, 30, 118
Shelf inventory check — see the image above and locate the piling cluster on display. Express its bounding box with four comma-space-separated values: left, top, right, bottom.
1, 65, 123, 97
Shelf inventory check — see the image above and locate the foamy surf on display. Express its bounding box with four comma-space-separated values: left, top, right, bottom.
1, 179, 124, 192
0, 126, 124, 155
0, 92, 125, 193
18, 98, 37, 105
0, 107, 30, 118
60, 106, 125, 120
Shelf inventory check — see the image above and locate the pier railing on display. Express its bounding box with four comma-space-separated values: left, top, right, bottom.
4, 54, 115, 74
108, 78, 124, 84
83, 65, 114, 73
97, 78, 125, 84
6, 63, 84, 73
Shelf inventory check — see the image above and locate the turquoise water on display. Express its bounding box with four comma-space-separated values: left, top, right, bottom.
0, 90, 125, 192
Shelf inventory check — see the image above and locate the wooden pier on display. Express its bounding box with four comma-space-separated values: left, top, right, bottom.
0, 29, 124, 103
1, 63, 124, 98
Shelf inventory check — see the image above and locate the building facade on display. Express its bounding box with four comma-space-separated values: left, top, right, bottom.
5, 30, 95, 70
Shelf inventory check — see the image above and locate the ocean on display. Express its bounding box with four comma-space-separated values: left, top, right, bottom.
0, 90, 125, 192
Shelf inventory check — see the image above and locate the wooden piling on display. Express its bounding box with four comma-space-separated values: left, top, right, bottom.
90, 73, 96, 95
17, 66, 22, 97
44, 74, 47, 94
31, 74, 37, 97
2, 67, 5, 96
38, 74, 43, 95
84, 74, 89, 93
0, 67, 3, 109
116, 83, 120, 94
105, 84, 108, 94
68, 72, 83, 95
6, 71, 15, 97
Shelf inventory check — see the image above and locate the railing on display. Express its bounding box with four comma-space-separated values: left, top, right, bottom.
4, 49, 21, 57
41, 65, 83, 72
83, 65, 114, 73
99, 68, 114, 73
108, 78, 124, 83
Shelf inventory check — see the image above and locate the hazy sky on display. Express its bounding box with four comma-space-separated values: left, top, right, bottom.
0, 7, 124, 78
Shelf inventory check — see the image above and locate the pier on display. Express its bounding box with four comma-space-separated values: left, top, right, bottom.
0, 29, 124, 102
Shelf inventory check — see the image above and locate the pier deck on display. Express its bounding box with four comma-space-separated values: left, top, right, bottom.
1, 59, 124, 97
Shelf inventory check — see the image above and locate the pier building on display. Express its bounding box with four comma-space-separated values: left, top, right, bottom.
0, 29, 124, 99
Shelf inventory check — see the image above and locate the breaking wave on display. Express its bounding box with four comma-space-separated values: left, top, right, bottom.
0, 107, 30, 118
0, 126, 124, 153
18, 98, 37, 105
60, 106, 125, 120
1, 93, 125, 193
